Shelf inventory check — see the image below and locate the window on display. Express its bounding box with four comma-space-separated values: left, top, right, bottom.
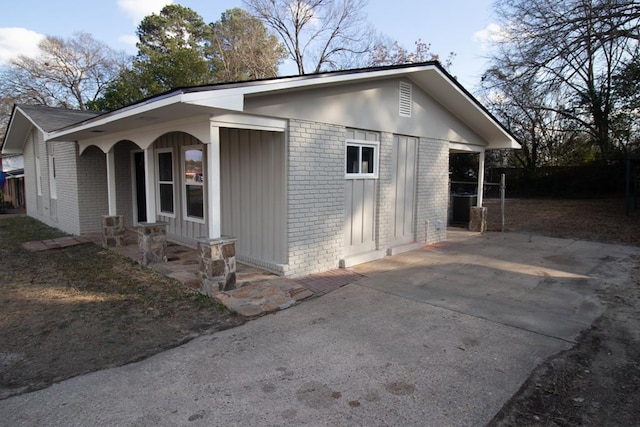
48, 155, 57, 200
345, 140, 379, 178
183, 147, 204, 221
157, 150, 174, 215
35, 157, 42, 197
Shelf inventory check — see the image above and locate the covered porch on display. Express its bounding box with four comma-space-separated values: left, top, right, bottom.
449, 142, 489, 232
51, 111, 289, 296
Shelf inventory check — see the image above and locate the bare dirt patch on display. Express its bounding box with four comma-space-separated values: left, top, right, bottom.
484, 198, 640, 246
482, 198, 640, 426
0, 216, 243, 400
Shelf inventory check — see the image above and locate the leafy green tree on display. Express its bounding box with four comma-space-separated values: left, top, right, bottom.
97, 5, 215, 110
135, 4, 214, 86
211, 8, 286, 82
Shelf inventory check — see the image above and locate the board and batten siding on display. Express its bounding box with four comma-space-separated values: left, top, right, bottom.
154, 132, 207, 247
390, 135, 418, 245
114, 140, 136, 227
77, 145, 109, 233
220, 128, 287, 270
344, 129, 379, 257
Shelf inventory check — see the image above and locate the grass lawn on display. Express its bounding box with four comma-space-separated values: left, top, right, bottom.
0, 216, 243, 399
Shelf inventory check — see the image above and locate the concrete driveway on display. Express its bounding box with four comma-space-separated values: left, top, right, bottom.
1, 230, 637, 426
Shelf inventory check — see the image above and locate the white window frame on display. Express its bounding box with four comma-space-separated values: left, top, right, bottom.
35, 150, 42, 197
48, 154, 57, 200
156, 148, 175, 218
182, 145, 205, 224
344, 139, 379, 179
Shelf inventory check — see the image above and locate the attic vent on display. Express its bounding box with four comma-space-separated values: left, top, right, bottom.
399, 81, 412, 117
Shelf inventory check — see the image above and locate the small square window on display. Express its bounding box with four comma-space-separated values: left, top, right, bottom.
346, 146, 359, 174
345, 140, 379, 178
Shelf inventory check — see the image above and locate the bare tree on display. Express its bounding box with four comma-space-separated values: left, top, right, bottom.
211, 8, 287, 82
243, 0, 373, 74
368, 38, 456, 69
0, 32, 126, 110
488, 0, 640, 163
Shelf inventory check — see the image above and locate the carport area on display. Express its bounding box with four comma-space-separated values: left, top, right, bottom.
1, 230, 637, 426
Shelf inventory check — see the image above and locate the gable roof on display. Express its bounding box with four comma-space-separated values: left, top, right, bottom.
47, 62, 519, 150
2, 105, 100, 154
4, 62, 520, 152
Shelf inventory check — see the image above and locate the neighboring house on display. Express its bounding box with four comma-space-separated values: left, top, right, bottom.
2, 105, 101, 228
1, 62, 519, 277
1, 153, 25, 210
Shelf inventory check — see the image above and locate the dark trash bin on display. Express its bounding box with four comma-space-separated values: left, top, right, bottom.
451, 194, 477, 223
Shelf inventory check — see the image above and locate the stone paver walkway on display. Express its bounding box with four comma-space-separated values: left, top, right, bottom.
20, 231, 361, 318
21, 235, 98, 251
295, 268, 364, 295
215, 279, 314, 317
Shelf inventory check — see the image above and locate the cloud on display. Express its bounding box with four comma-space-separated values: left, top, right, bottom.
473, 23, 510, 49
0, 27, 45, 65
118, 34, 139, 52
117, 0, 173, 25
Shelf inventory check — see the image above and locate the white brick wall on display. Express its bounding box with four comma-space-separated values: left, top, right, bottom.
285, 121, 450, 277
54, 141, 82, 235
287, 119, 345, 277
23, 129, 60, 230
376, 132, 394, 251
416, 137, 449, 244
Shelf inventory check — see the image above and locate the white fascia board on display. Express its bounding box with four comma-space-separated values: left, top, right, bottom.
487, 139, 521, 150
419, 67, 520, 150
210, 113, 287, 132
245, 66, 438, 96
182, 92, 244, 111
2, 107, 48, 154
48, 93, 184, 141
449, 142, 485, 153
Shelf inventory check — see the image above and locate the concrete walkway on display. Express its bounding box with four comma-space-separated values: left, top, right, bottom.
1, 230, 638, 426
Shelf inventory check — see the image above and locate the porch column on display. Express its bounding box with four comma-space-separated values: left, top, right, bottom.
143, 146, 157, 223
470, 150, 488, 233
106, 148, 117, 215
476, 150, 485, 207
207, 124, 221, 238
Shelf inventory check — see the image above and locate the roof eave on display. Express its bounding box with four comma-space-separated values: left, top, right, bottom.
2, 106, 47, 155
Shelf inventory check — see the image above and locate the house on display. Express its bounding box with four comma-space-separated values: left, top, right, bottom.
1, 153, 25, 210
2, 105, 101, 226
1, 62, 519, 286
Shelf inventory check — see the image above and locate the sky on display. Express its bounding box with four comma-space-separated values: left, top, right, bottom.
0, 0, 500, 93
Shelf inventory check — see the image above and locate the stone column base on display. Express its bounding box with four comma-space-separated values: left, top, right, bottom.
198, 236, 237, 296
469, 206, 488, 233
137, 222, 168, 266
102, 215, 125, 248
